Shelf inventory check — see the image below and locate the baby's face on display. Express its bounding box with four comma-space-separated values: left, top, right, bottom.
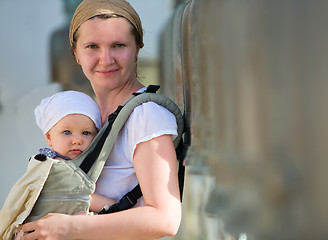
45, 114, 98, 159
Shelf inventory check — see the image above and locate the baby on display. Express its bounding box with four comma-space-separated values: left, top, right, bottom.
34, 90, 116, 213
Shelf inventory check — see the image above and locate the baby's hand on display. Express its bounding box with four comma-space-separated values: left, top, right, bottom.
89, 193, 117, 213
14, 229, 24, 240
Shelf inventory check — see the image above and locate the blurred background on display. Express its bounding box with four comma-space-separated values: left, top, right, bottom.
0, 0, 172, 209
1, 0, 328, 240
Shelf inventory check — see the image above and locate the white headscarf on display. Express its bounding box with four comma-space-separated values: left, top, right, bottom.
35, 91, 102, 134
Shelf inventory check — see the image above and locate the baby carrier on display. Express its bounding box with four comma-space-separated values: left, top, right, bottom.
0, 85, 188, 240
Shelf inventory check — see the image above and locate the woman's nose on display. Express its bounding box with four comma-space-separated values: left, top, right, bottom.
99, 49, 114, 65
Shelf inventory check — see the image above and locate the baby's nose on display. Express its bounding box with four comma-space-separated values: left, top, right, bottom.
72, 135, 83, 145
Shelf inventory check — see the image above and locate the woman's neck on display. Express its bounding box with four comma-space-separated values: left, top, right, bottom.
95, 81, 144, 125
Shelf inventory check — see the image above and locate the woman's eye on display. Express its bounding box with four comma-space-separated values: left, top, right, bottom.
86, 44, 97, 49
82, 131, 91, 136
63, 130, 71, 135
114, 43, 125, 48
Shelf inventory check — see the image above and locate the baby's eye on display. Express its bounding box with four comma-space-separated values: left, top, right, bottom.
82, 131, 91, 136
63, 130, 71, 135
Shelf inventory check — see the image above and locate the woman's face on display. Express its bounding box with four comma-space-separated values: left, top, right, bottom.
74, 17, 139, 91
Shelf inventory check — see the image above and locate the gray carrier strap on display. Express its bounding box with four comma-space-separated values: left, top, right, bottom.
73, 86, 184, 184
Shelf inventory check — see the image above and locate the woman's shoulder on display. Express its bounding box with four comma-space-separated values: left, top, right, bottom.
133, 101, 176, 121
126, 101, 177, 135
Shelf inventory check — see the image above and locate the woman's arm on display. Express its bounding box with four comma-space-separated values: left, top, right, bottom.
21, 135, 181, 240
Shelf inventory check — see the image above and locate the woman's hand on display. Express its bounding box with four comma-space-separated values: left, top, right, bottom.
21, 213, 73, 240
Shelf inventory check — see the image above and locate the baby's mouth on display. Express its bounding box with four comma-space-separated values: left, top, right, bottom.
70, 149, 82, 154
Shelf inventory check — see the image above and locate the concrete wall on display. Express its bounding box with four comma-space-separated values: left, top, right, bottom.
160, 1, 328, 239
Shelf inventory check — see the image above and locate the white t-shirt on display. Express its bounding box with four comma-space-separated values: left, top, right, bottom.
95, 98, 178, 206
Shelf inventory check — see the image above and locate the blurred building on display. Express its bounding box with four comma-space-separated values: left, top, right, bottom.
50, 0, 93, 96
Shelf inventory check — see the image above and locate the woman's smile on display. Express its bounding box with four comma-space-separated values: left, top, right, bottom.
96, 68, 119, 76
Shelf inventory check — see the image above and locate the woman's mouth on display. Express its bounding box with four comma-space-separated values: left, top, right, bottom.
97, 69, 119, 76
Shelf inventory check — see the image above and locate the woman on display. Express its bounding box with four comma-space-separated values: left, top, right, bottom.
20, 0, 181, 239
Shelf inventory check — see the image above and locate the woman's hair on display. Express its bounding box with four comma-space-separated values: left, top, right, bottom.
69, 0, 144, 50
